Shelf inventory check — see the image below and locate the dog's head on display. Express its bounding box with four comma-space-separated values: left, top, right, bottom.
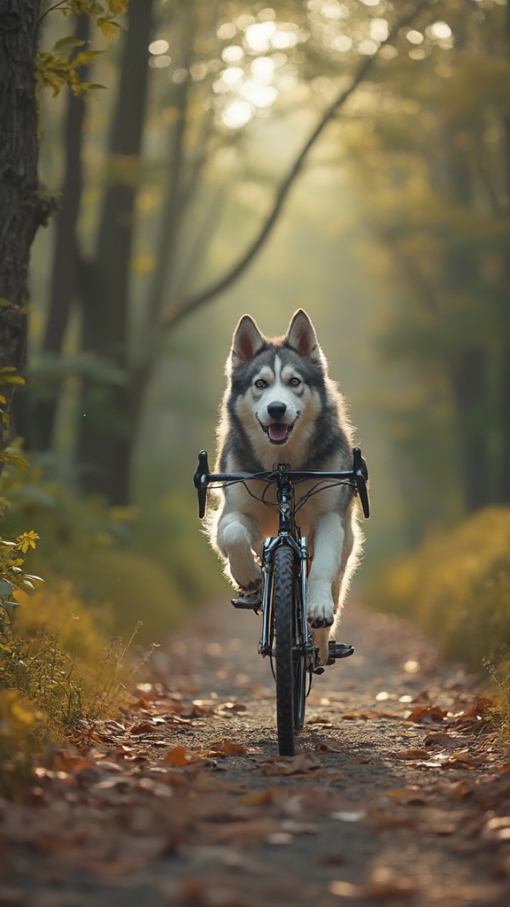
226, 310, 328, 459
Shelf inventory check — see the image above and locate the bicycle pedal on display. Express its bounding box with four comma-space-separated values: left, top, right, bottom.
328, 642, 354, 660
231, 591, 262, 611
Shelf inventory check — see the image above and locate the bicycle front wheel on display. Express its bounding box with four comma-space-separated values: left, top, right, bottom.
274, 544, 299, 756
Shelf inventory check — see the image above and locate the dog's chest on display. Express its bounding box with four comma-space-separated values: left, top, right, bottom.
224, 479, 339, 540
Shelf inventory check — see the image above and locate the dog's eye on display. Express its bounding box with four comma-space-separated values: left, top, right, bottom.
289, 377, 301, 387
254, 379, 267, 389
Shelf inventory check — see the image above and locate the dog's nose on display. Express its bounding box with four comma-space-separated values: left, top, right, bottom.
267, 401, 287, 420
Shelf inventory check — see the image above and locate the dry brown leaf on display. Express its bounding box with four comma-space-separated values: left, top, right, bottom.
306, 716, 333, 725
424, 731, 458, 748
130, 697, 154, 711
164, 746, 189, 767
219, 700, 248, 712
385, 787, 428, 806
129, 722, 159, 736
181, 703, 216, 718
259, 754, 322, 776
447, 698, 494, 732
208, 739, 248, 756
408, 705, 447, 723
365, 811, 416, 831
316, 741, 344, 753
393, 748, 431, 761
329, 878, 417, 899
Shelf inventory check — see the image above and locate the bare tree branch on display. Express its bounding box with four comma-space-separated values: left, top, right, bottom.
160, 0, 431, 329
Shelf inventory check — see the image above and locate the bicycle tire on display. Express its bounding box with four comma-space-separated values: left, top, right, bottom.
274, 545, 298, 756
293, 647, 307, 731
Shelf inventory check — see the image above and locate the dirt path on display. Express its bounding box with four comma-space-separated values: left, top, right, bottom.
2, 601, 510, 907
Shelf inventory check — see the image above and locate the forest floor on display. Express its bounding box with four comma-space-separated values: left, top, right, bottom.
2, 600, 510, 907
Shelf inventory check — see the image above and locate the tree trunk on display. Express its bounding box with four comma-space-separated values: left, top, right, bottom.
0, 1, 44, 464
77, 0, 154, 504
27, 13, 91, 452
443, 139, 489, 513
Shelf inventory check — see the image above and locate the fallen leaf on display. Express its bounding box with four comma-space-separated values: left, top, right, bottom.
365, 811, 416, 831
316, 741, 344, 753
164, 746, 189, 767
424, 731, 458, 748
329, 878, 417, 899
259, 754, 321, 776
408, 705, 447, 723
129, 722, 159, 736
219, 701, 248, 712
207, 739, 248, 756
393, 748, 431, 761
130, 697, 154, 710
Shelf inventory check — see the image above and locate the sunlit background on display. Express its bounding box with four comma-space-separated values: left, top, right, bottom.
12, 0, 510, 655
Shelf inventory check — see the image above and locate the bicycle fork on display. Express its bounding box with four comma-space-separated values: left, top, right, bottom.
258, 535, 314, 660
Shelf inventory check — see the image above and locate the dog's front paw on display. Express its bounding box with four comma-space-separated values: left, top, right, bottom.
307, 599, 334, 629
230, 560, 262, 593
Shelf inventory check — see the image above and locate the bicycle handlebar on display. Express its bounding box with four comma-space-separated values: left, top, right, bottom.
193, 448, 370, 520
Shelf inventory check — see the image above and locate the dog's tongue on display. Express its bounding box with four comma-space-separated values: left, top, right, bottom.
268, 423, 287, 442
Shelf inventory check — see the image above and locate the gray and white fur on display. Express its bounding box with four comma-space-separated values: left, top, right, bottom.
209, 310, 362, 663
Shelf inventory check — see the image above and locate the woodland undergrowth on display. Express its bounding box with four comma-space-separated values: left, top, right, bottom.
365, 507, 510, 739
0, 455, 158, 796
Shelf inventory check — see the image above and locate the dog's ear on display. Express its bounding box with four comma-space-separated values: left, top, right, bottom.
231, 315, 265, 369
285, 310, 321, 362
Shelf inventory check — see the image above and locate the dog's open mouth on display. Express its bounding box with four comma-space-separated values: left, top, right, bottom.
261, 422, 294, 445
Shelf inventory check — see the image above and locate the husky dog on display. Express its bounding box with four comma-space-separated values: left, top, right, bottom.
210, 310, 362, 663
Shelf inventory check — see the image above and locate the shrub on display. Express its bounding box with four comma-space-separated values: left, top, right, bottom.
0, 532, 141, 794
365, 507, 510, 671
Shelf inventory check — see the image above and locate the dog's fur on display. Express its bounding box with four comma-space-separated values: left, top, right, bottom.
209, 310, 362, 663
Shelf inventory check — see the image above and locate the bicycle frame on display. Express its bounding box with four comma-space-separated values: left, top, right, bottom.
194, 447, 370, 750
193, 448, 370, 655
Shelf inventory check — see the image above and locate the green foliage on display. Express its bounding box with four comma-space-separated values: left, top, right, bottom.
37, 0, 128, 97
0, 531, 42, 625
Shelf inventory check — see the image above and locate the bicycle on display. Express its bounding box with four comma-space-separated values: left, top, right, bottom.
193, 447, 370, 756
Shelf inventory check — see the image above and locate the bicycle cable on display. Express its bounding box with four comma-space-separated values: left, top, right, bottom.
294, 479, 356, 515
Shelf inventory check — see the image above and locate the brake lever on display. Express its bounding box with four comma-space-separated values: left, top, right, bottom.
193, 450, 210, 519
352, 446, 370, 519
